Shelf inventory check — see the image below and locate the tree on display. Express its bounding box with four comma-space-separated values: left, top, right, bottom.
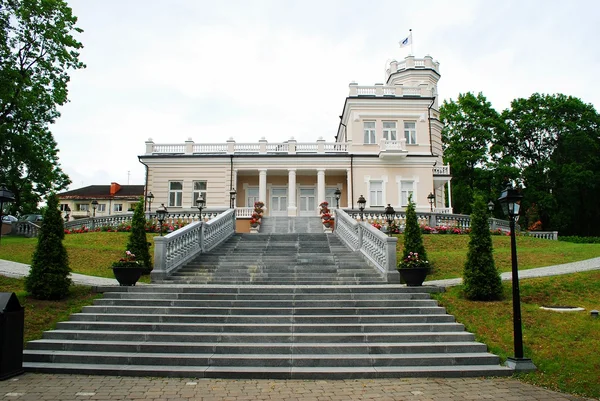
402, 195, 427, 262
0, 0, 84, 215
25, 193, 71, 299
126, 198, 152, 271
463, 194, 502, 301
440, 92, 510, 215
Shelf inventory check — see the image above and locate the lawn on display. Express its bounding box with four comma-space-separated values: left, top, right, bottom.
433, 270, 600, 399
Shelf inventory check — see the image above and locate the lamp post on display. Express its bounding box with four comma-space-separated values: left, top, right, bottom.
156, 203, 167, 236
334, 188, 342, 209
357, 195, 366, 221
427, 192, 435, 212
229, 189, 236, 209
0, 184, 16, 246
384, 204, 396, 237
488, 200, 495, 213
91, 200, 98, 217
498, 183, 536, 372
146, 192, 154, 212
196, 194, 206, 221
64, 205, 71, 222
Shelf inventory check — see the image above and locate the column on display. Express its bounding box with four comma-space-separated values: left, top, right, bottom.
447, 180, 452, 212
288, 169, 297, 217
259, 169, 267, 207
346, 168, 352, 208
317, 169, 326, 205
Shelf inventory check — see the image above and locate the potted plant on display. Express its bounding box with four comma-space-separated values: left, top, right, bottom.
111, 250, 144, 286
397, 195, 431, 286
319, 201, 333, 228
250, 213, 261, 228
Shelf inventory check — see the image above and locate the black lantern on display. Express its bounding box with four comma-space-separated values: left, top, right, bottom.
229, 189, 236, 209
0, 184, 15, 246
334, 188, 342, 209
384, 204, 396, 237
427, 192, 435, 212
357, 195, 366, 221
146, 192, 154, 212
497, 183, 535, 372
156, 203, 168, 236
64, 205, 71, 222
91, 199, 98, 217
488, 200, 495, 212
196, 194, 206, 220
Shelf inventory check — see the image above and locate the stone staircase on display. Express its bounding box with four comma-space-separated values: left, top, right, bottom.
259, 216, 324, 234
158, 233, 387, 285
24, 285, 511, 378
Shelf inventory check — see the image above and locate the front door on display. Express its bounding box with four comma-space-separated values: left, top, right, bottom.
299, 187, 317, 216
270, 187, 288, 216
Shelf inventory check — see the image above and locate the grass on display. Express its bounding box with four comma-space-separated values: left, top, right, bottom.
432, 271, 600, 399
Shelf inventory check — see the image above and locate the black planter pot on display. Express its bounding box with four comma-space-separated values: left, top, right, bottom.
398, 267, 430, 286
112, 267, 143, 286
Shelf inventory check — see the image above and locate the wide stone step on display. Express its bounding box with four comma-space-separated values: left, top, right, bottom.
101, 292, 431, 300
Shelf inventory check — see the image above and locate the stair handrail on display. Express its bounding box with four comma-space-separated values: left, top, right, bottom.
152, 209, 236, 280
335, 209, 399, 283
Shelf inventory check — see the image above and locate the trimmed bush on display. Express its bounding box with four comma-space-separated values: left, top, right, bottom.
25, 193, 72, 300
463, 194, 503, 300
126, 198, 151, 269
402, 195, 428, 262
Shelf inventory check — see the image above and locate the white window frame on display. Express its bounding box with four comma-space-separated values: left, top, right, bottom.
383, 121, 397, 141
114, 203, 123, 212
246, 187, 259, 207
169, 181, 183, 207
97, 204, 106, 212
78, 204, 89, 212
400, 181, 415, 207
363, 121, 376, 144
192, 181, 207, 205
369, 181, 383, 207
404, 121, 417, 144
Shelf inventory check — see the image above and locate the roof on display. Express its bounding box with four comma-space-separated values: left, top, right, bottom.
57, 184, 145, 200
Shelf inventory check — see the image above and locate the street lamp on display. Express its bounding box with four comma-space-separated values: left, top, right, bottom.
488, 200, 495, 213
196, 194, 206, 221
64, 205, 71, 222
334, 188, 342, 209
384, 204, 396, 237
229, 189, 236, 209
91, 200, 98, 217
357, 195, 366, 221
146, 192, 154, 212
427, 192, 435, 212
156, 203, 167, 236
0, 184, 15, 246
498, 183, 536, 372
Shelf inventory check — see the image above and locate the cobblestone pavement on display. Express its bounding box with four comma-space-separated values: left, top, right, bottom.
0, 374, 594, 401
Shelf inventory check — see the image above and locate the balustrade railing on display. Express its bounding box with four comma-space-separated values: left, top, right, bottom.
335, 210, 398, 283
152, 209, 236, 280
12, 221, 41, 238
235, 207, 254, 218
527, 231, 558, 240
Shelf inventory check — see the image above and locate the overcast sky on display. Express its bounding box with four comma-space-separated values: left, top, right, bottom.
53, 0, 600, 189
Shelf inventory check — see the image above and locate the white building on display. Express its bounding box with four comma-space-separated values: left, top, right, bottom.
139, 55, 452, 219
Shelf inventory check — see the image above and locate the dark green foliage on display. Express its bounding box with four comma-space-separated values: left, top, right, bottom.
0, 0, 85, 216
25, 193, 71, 300
463, 194, 503, 300
558, 236, 600, 244
401, 195, 428, 262
126, 199, 151, 269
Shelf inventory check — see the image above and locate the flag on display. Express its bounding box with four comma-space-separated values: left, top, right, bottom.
399, 34, 412, 48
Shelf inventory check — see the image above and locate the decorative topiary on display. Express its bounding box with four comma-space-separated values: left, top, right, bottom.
126, 198, 152, 271
463, 194, 503, 300
401, 194, 428, 264
25, 193, 72, 300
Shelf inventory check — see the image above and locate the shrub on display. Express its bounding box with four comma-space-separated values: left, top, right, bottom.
401, 195, 428, 265
462, 194, 503, 301
126, 198, 151, 269
25, 193, 72, 300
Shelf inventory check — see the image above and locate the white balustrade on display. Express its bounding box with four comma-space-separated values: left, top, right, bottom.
193, 143, 227, 153
151, 144, 185, 154
527, 231, 558, 240
433, 165, 450, 175
235, 207, 254, 218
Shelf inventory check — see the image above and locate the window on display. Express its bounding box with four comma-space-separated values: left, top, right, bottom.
78, 204, 89, 212
369, 181, 383, 206
97, 204, 106, 212
169, 181, 183, 207
192, 181, 207, 205
363, 121, 376, 144
246, 187, 259, 207
59, 204, 69, 211
404, 121, 416, 144
383, 121, 397, 141
400, 181, 414, 206
114, 204, 123, 212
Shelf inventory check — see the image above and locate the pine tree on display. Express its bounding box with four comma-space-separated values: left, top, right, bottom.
402, 194, 428, 262
126, 198, 151, 270
463, 194, 503, 300
25, 193, 71, 299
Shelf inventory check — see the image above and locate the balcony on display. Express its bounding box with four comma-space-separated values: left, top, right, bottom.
378, 139, 408, 159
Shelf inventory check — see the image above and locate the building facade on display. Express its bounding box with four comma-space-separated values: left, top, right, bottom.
57, 183, 145, 220
139, 56, 452, 217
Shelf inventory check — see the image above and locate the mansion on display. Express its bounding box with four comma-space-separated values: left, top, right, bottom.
139, 55, 452, 217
